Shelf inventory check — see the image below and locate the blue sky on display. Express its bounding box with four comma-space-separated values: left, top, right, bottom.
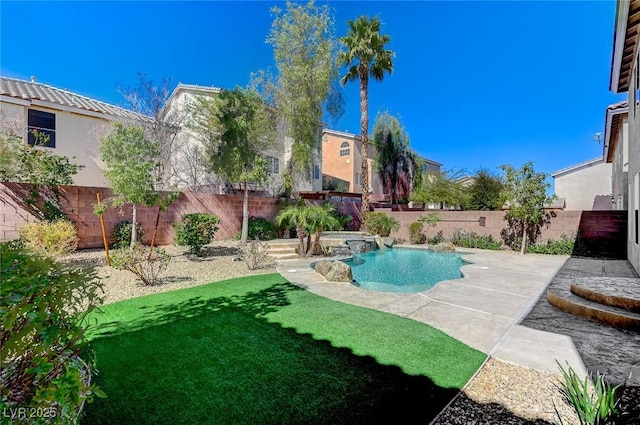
1, 1, 625, 186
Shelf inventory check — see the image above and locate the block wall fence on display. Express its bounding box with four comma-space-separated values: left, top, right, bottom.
0, 183, 623, 254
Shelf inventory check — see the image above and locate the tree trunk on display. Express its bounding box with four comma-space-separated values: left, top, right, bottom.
131, 203, 138, 248
359, 68, 370, 221
241, 181, 249, 244
520, 219, 527, 255
297, 225, 305, 257
312, 228, 322, 255
150, 206, 161, 249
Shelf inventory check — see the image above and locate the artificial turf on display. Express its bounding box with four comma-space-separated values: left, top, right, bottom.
81, 274, 485, 424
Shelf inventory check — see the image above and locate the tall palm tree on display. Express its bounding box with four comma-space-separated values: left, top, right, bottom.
339, 16, 394, 220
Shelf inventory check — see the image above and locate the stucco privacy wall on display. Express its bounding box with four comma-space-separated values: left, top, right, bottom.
0, 184, 280, 248
380, 209, 583, 244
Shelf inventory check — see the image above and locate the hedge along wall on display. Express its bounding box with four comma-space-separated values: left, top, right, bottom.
377, 208, 584, 245
0, 183, 280, 249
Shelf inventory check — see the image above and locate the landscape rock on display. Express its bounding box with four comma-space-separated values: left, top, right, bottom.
375, 235, 387, 250
434, 242, 456, 252
314, 260, 353, 283
383, 237, 396, 248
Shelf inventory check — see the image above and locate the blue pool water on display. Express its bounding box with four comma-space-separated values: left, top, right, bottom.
347, 248, 465, 293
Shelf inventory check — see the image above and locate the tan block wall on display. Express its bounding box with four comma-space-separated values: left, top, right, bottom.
0, 183, 280, 249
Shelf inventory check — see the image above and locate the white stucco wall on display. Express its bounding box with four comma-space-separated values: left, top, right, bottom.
0, 99, 112, 187
553, 161, 612, 210
627, 50, 640, 274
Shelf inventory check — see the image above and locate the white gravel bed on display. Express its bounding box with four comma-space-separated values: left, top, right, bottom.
59, 240, 277, 305
434, 358, 580, 424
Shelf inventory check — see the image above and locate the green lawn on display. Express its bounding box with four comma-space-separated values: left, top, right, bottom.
82, 274, 485, 425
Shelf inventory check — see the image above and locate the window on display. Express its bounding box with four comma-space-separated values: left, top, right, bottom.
635, 52, 640, 117
339, 141, 350, 157
266, 156, 279, 174
28, 109, 56, 148
355, 173, 361, 185
313, 164, 320, 180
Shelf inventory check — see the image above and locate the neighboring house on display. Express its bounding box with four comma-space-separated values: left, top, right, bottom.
165, 83, 322, 195
0, 76, 148, 187
609, 0, 640, 273
604, 101, 629, 210
552, 158, 612, 210
321, 128, 441, 199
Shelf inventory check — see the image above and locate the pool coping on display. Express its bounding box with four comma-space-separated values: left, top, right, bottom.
276, 245, 587, 378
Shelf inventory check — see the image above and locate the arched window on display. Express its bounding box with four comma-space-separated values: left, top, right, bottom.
339, 141, 350, 156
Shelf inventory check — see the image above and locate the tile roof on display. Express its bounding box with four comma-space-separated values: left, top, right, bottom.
604, 101, 629, 163
0, 76, 149, 121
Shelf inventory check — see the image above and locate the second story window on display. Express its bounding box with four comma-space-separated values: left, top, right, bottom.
314, 164, 320, 180
266, 156, 280, 174
355, 173, 361, 185
28, 109, 56, 148
339, 141, 350, 157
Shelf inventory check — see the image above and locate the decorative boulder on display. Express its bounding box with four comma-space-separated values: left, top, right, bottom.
383, 237, 396, 248
315, 260, 353, 283
434, 242, 456, 252
374, 235, 387, 250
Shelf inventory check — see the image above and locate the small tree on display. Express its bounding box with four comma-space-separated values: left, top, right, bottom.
275, 201, 311, 256
100, 122, 159, 247
307, 203, 340, 255
500, 162, 554, 255
411, 170, 468, 209
465, 167, 504, 211
190, 87, 276, 244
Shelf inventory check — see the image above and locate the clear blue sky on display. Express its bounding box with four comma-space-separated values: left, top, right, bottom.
1, 1, 625, 185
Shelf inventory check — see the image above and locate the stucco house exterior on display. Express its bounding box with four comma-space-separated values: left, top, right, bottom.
604, 101, 629, 211
321, 128, 441, 200
165, 83, 322, 195
551, 158, 612, 210
609, 0, 639, 273
0, 76, 148, 187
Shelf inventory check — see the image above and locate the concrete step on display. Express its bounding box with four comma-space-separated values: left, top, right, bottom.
547, 286, 640, 332
267, 246, 298, 254
571, 277, 640, 313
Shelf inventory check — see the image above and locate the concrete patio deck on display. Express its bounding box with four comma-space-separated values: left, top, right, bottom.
276, 247, 588, 378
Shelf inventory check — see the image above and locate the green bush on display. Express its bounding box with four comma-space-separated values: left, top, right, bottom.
363, 212, 400, 237
555, 361, 621, 425
451, 229, 502, 250
236, 217, 277, 241
110, 244, 170, 286
173, 213, 220, 255
111, 220, 144, 249
527, 233, 575, 255
408, 221, 426, 244
0, 243, 105, 424
428, 230, 445, 245
19, 219, 78, 257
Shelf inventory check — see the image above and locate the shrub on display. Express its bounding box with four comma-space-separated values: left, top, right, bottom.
408, 221, 426, 244
111, 220, 144, 249
527, 233, 575, 255
0, 243, 105, 424
110, 244, 170, 286
451, 229, 502, 250
555, 361, 621, 425
363, 212, 400, 237
236, 217, 277, 241
19, 219, 78, 257
239, 239, 272, 270
173, 213, 220, 255
428, 230, 445, 245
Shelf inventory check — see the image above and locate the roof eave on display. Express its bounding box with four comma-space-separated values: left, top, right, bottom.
610, 0, 631, 93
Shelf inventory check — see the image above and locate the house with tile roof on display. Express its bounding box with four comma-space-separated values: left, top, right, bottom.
0, 76, 149, 187
609, 0, 640, 273
551, 157, 612, 211
164, 83, 323, 194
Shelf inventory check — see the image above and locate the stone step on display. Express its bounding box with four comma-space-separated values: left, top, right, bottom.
547, 286, 640, 332
571, 277, 640, 313
267, 246, 298, 254
268, 253, 300, 261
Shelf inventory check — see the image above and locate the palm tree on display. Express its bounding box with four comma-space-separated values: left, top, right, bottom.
339, 16, 394, 220
274, 201, 311, 256
307, 203, 340, 255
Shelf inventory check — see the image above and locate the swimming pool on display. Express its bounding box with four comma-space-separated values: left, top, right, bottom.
346, 248, 466, 293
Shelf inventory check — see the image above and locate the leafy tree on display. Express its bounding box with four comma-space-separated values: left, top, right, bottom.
411, 169, 468, 209
100, 122, 160, 247
464, 167, 504, 211
119, 73, 187, 189
500, 162, 554, 255
255, 0, 344, 189
275, 201, 312, 256
371, 111, 418, 204
190, 87, 276, 244
339, 15, 394, 218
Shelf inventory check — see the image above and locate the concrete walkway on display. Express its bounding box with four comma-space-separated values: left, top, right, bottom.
276, 247, 588, 377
